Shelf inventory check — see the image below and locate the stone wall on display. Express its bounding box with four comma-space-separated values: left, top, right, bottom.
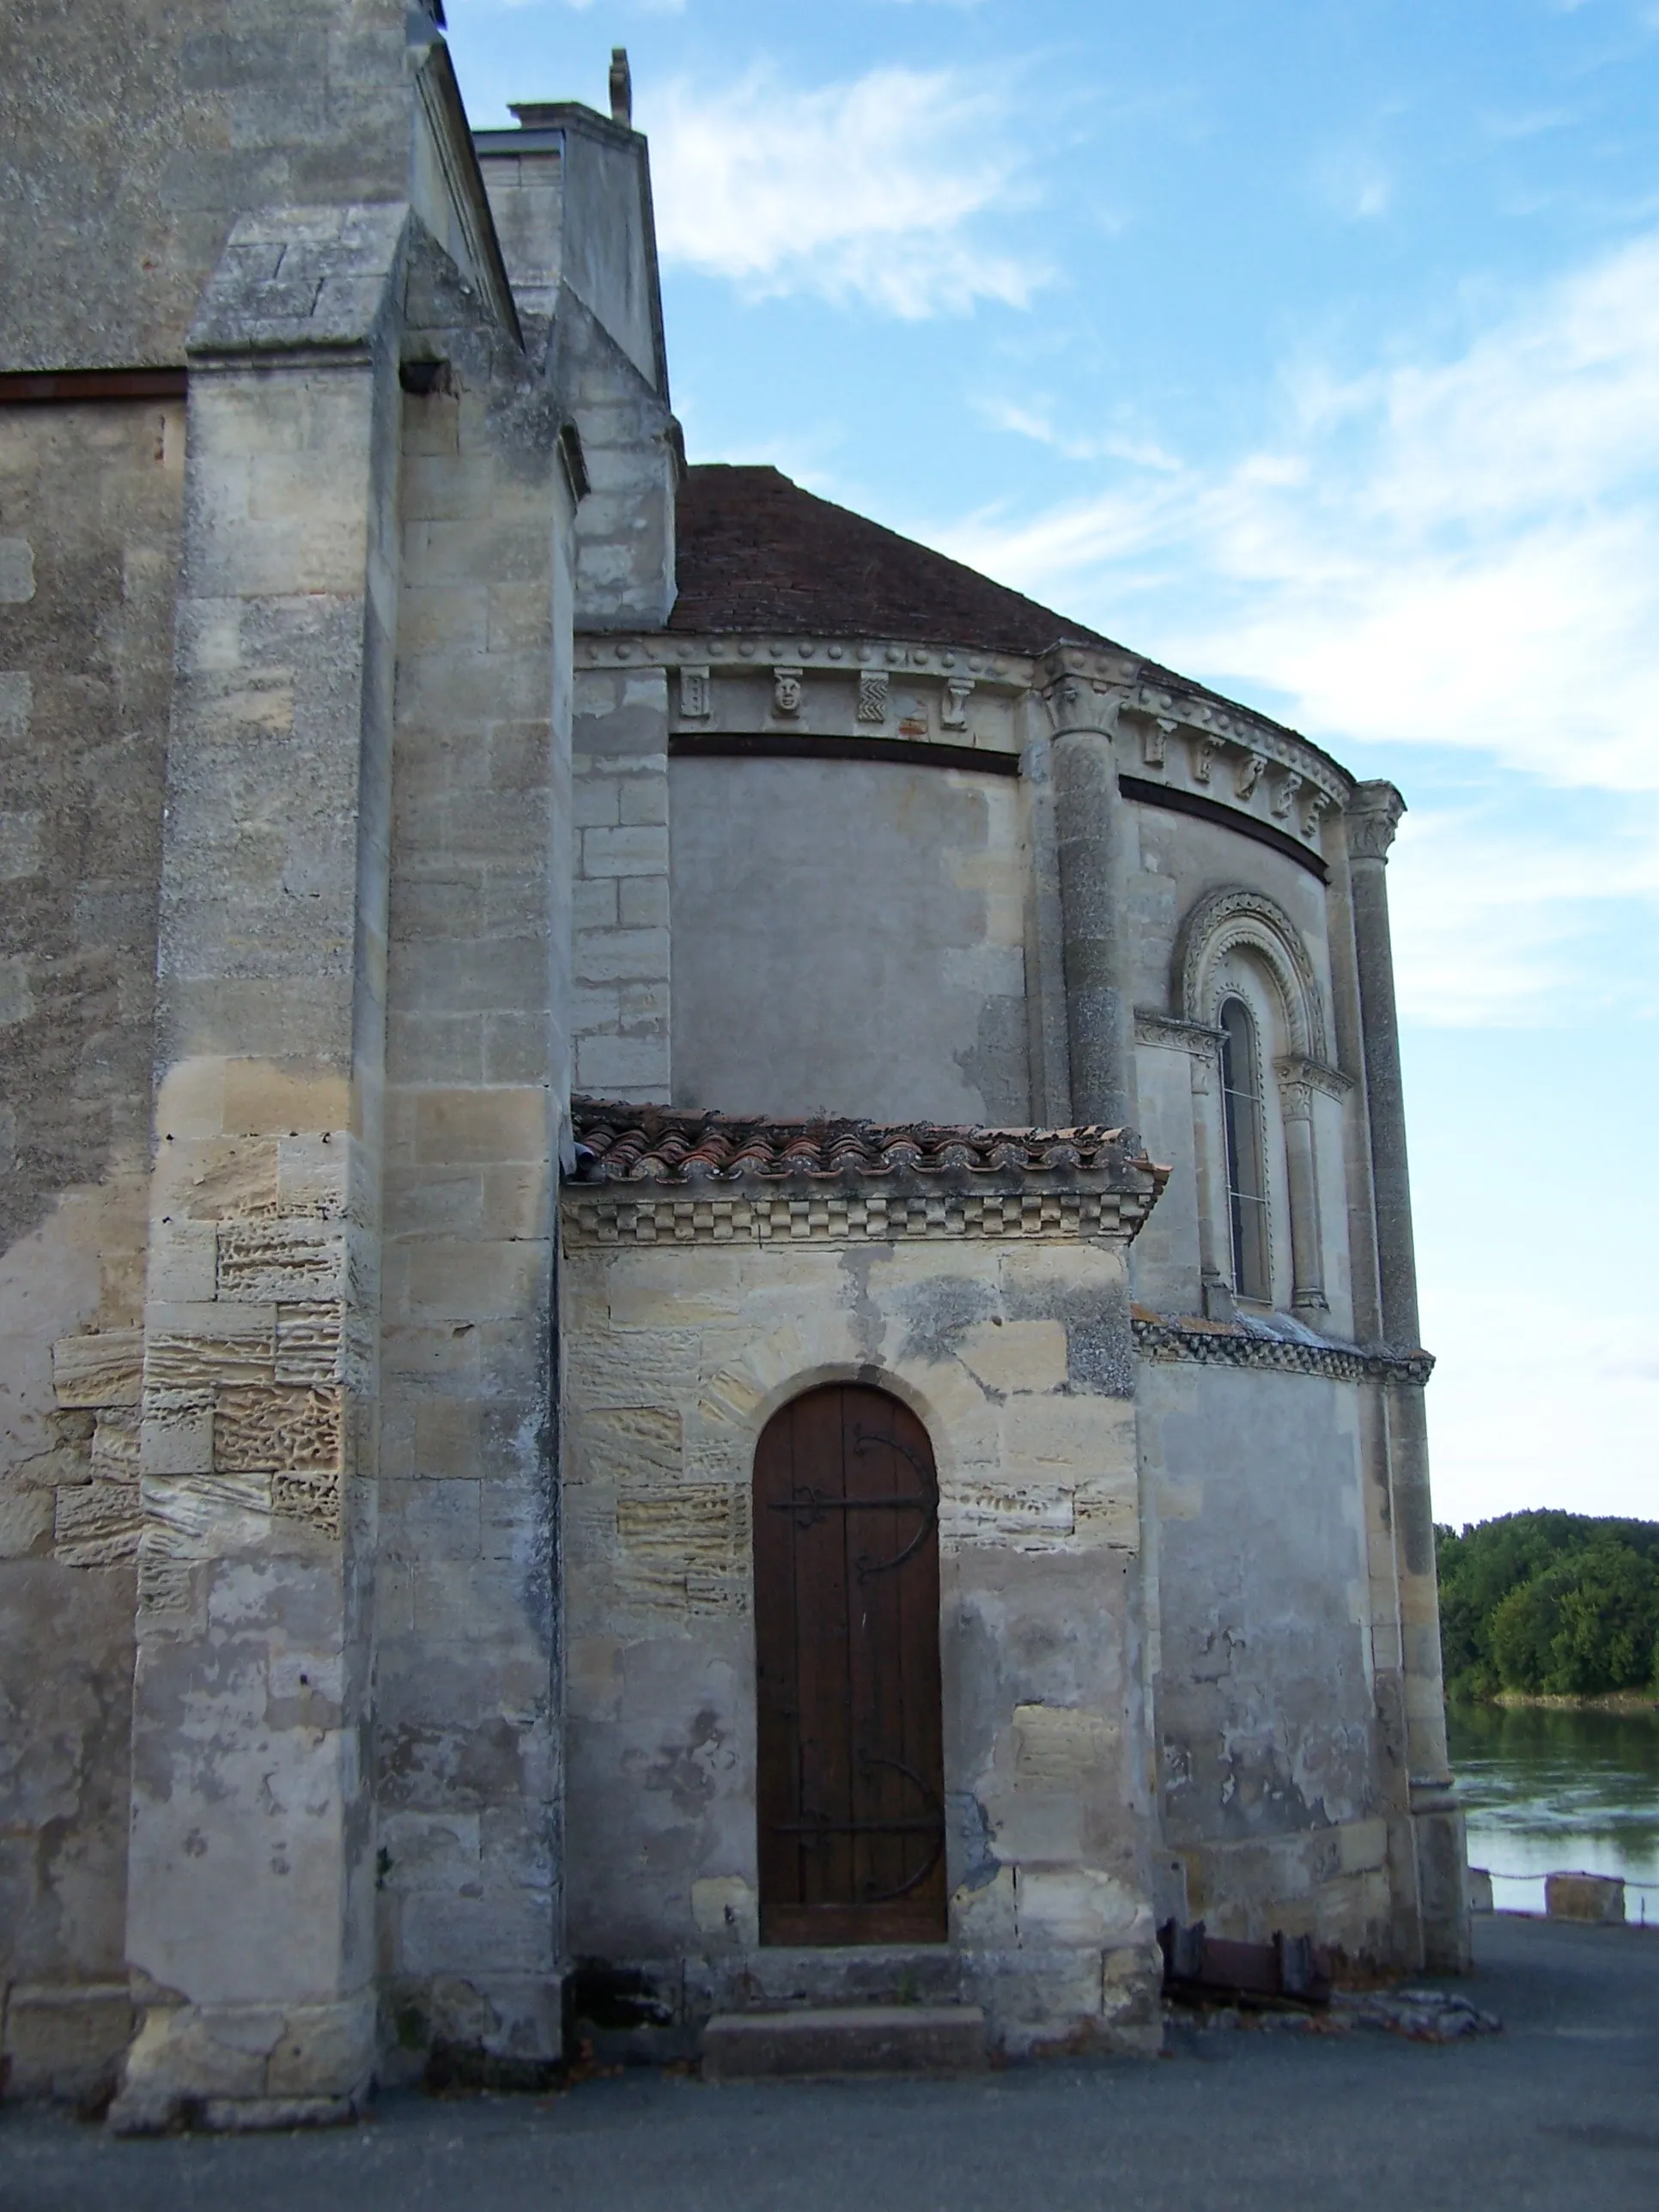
1139, 1358, 1406, 1960
0, 394, 184, 2097
374, 247, 572, 2073
559, 1194, 1163, 2057
0, 0, 414, 370
571, 666, 672, 1102
669, 754, 1032, 1125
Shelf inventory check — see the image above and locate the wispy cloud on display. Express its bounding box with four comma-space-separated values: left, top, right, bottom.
944, 232, 1659, 792
1386, 802, 1659, 1026
644, 64, 1042, 317
945, 234, 1659, 1025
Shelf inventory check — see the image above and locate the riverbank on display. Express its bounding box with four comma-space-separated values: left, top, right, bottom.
1486, 1691, 1659, 1714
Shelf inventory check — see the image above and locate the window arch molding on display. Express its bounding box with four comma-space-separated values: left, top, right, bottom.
1171, 886, 1331, 1064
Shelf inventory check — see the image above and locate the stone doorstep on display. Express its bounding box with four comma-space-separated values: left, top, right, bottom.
701, 2004, 988, 2081
714, 1943, 964, 2009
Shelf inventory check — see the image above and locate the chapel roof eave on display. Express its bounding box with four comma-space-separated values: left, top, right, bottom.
653, 465, 1358, 799
567, 1097, 1170, 1202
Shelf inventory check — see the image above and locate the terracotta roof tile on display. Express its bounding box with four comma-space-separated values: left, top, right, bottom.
668, 465, 1123, 658
570, 1097, 1167, 1188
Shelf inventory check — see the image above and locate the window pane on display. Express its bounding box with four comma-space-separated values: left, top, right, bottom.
1219, 998, 1270, 1303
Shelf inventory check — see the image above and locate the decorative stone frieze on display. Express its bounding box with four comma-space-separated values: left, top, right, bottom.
1132, 1310, 1434, 1386
564, 1185, 1158, 1247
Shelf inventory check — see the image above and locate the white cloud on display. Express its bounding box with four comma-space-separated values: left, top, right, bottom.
944, 233, 1659, 788
943, 234, 1659, 1025
643, 64, 1042, 317
1385, 803, 1659, 1026
1425, 1291, 1659, 1526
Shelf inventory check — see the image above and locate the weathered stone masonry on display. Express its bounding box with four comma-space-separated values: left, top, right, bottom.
1, 3, 1468, 2118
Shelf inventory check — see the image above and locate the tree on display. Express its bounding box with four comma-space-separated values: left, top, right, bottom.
1437, 1512, 1659, 1699
1486, 1544, 1659, 1696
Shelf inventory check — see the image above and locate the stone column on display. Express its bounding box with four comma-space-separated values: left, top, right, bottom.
1346, 781, 1468, 1972
113, 207, 409, 2129
1018, 722, 1073, 1127
1042, 653, 1133, 1130
1273, 1061, 1328, 1314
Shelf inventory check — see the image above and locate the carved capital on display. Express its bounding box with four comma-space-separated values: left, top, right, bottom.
1346, 779, 1407, 862
1135, 1010, 1224, 1060
1040, 647, 1121, 736
1273, 1052, 1353, 1107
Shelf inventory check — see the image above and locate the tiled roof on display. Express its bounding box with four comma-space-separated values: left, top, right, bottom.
668, 465, 1123, 659
570, 1097, 1166, 1188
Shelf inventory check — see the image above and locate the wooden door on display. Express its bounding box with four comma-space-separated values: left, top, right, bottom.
753, 1384, 947, 1945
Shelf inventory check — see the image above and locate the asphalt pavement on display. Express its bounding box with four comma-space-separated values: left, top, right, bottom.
2, 1914, 1655, 2212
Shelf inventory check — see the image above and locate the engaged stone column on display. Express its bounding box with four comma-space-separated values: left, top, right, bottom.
1273, 1060, 1328, 1314
1346, 781, 1468, 1972
1042, 653, 1133, 1130
113, 209, 407, 2129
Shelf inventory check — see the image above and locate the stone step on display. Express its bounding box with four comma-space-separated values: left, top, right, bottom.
702, 2003, 987, 2081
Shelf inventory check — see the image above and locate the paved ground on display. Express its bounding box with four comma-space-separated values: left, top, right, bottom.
3, 1916, 1656, 2212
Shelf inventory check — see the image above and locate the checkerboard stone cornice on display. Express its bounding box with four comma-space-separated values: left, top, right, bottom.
563, 1098, 1168, 1244
1132, 1309, 1435, 1386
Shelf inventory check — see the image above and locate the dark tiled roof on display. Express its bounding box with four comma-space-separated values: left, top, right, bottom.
570, 1098, 1165, 1188
668, 465, 1125, 658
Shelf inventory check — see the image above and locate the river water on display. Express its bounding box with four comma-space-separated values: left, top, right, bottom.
1447, 1700, 1659, 1921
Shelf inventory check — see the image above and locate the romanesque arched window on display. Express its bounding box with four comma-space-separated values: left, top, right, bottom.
1218, 996, 1271, 1304
1172, 888, 1347, 1316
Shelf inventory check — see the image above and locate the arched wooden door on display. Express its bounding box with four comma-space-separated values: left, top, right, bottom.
752, 1384, 947, 1945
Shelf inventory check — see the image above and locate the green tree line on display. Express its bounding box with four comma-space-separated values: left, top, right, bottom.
1436, 1511, 1659, 1700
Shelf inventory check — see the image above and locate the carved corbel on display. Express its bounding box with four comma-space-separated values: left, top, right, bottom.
941, 676, 974, 729
1191, 735, 1217, 784
678, 665, 711, 720
1271, 770, 1302, 822
773, 666, 803, 717
856, 669, 890, 724
1234, 750, 1265, 801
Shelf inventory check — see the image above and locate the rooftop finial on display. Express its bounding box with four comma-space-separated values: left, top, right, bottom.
610, 47, 632, 129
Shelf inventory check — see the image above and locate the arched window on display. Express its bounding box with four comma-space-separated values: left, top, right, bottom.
1219, 996, 1271, 1303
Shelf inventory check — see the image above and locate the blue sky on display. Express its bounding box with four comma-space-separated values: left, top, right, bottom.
446, 0, 1659, 1528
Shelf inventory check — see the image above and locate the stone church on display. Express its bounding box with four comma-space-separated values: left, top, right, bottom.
0, 2, 1467, 2124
